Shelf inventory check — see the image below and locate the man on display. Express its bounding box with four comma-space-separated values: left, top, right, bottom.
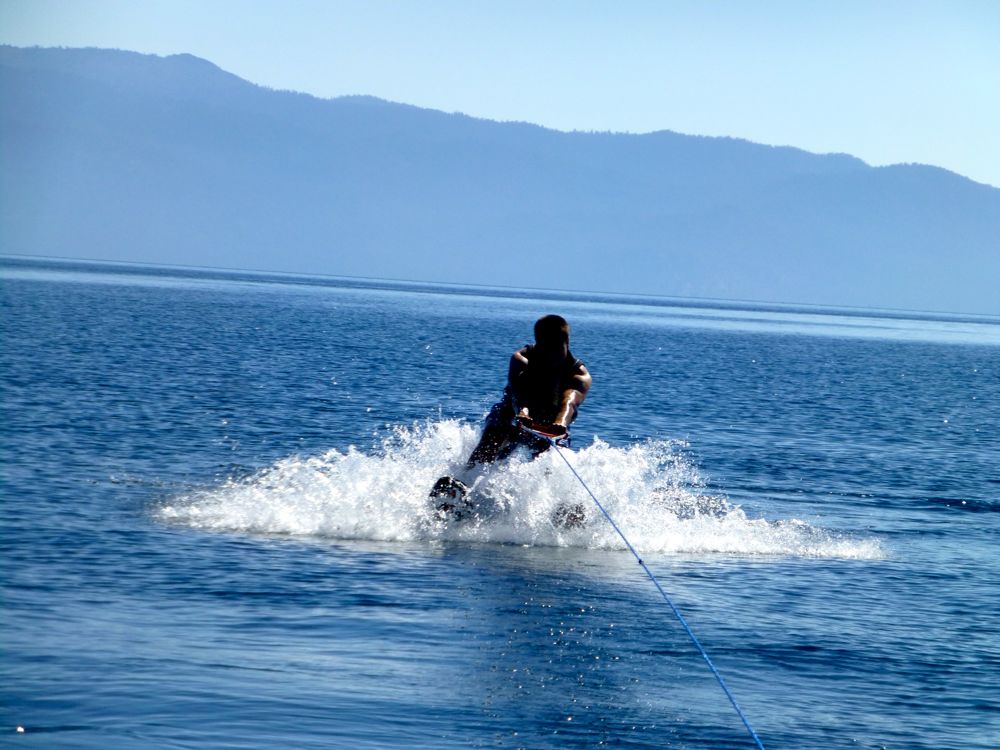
467, 314, 591, 465
431, 314, 591, 507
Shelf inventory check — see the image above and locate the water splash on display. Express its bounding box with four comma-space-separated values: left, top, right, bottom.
157, 420, 883, 559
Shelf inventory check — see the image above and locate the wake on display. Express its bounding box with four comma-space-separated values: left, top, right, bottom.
157, 420, 883, 559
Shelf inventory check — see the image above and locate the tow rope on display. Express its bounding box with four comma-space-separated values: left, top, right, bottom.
521, 423, 767, 750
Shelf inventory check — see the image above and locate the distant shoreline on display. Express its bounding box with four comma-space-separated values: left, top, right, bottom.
4, 252, 998, 326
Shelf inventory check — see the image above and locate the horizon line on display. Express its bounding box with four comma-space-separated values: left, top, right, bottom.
4, 252, 998, 323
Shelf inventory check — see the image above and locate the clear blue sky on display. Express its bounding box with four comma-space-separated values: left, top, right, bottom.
2, 0, 998, 187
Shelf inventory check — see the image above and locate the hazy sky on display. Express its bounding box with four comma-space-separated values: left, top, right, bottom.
2, 0, 998, 187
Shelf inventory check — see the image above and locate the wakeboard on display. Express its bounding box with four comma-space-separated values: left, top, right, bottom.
552, 502, 587, 529
431, 474, 587, 529
430, 475, 473, 520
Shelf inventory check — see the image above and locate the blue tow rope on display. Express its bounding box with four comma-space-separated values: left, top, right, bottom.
524, 425, 766, 750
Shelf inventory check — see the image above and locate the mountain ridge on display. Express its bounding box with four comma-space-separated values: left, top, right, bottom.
2, 45, 997, 313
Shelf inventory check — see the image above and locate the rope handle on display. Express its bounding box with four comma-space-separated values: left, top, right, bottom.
514, 415, 571, 445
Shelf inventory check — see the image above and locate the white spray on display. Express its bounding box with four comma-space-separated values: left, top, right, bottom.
157, 420, 883, 559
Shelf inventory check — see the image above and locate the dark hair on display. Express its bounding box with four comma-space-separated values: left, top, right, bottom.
534, 314, 570, 344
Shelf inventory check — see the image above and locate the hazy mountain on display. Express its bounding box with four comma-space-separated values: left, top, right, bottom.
2, 45, 998, 313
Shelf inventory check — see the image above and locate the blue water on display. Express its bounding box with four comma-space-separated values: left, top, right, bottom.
2, 257, 998, 749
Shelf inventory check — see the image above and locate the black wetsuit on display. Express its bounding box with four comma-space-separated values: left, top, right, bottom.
467, 346, 586, 466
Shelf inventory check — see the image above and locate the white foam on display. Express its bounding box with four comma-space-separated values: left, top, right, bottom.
157, 420, 884, 559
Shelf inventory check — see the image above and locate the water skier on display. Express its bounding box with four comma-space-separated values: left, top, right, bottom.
431, 314, 591, 517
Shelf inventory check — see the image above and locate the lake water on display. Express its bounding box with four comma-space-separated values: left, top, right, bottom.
2, 257, 998, 749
